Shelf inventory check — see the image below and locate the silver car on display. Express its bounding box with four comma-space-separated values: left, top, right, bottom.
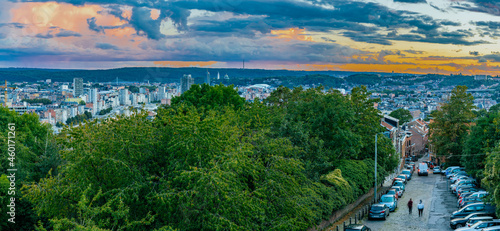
380, 194, 397, 212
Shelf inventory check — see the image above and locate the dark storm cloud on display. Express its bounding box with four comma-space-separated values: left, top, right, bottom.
129, 7, 169, 40
452, 0, 500, 16
87, 17, 128, 34
469, 51, 479, 56
96, 43, 119, 50
35, 33, 54, 39
55, 30, 82, 37
342, 31, 393, 45
475, 21, 500, 30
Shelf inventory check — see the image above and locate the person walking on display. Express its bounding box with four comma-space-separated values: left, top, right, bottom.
417, 200, 424, 217
407, 198, 413, 214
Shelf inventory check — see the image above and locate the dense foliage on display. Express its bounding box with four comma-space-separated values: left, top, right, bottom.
21, 98, 52, 105
66, 111, 92, 125
1, 84, 399, 230
430, 86, 500, 217
389, 108, 413, 124
344, 74, 381, 86
99, 107, 113, 115
429, 86, 475, 165
0, 107, 61, 230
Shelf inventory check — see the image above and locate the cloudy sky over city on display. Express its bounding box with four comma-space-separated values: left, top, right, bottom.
1, 0, 500, 74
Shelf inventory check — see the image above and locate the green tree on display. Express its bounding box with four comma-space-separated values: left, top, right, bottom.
482, 142, 500, 217
171, 84, 246, 111
389, 108, 413, 124
79, 100, 86, 105
430, 86, 475, 165
461, 111, 500, 180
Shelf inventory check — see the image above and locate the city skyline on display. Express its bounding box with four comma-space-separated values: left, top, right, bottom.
1, 0, 500, 75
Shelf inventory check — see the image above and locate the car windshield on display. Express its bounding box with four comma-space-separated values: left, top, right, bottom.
381, 196, 394, 202
394, 182, 403, 186
402, 170, 410, 174
387, 191, 396, 195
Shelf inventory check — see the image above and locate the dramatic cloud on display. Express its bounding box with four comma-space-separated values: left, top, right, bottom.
55, 29, 82, 37
1, 0, 500, 74
469, 51, 480, 56
96, 42, 119, 50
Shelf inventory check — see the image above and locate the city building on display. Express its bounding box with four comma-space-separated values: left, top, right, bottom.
73, 78, 83, 97
181, 74, 194, 94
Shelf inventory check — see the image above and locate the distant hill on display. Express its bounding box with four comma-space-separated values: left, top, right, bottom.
0, 67, 387, 84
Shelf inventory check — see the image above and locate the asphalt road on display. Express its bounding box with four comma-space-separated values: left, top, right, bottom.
361, 163, 458, 231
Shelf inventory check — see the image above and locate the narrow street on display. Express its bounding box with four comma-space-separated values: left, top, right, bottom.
361, 163, 458, 230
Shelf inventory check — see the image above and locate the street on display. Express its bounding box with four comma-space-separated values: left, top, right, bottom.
362, 164, 457, 230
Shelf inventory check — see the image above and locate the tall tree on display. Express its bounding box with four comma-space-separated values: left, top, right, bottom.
430, 86, 475, 165
389, 108, 413, 124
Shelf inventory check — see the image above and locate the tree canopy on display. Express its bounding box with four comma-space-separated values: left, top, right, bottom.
8, 84, 399, 230
429, 86, 475, 165
389, 108, 413, 124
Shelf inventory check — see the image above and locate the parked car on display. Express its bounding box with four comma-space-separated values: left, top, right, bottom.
402, 170, 412, 180
450, 212, 494, 229
386, 189, 398, 200
456, 185, 478, 195
368, 203, 390, 220
391, 186, 403, 197
345, 224, 372, 231
447, 167, 465, 176
418, 163, 429, 176
452, 174, 471, 183
455, 219, 500, 231
459, 192, 487, 205
461, 198, 484, 209
454, 184, 477, 194
397, 174, 408, 184
451, 179, 475, 191
465, 216, 494, 227
450, 171, 468, 180
468, 191, 489, 200
380, 194, 398, 212
458, 189, 482, 199
451, 203, 497, 219
433, 166, 441, 174
393, 181, 405, 191
480, 226, 500, 231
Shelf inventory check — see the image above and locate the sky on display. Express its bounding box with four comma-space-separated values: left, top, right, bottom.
1, 0, 500, 75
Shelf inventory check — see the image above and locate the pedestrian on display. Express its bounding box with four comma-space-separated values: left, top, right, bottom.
417, 200, 424, 217
407, 198, 413, 214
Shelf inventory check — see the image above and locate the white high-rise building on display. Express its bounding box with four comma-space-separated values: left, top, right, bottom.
119, 89, 129, 105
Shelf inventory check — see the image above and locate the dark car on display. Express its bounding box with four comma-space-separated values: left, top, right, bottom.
368, 203, 390, 220
345, 224, 372, 231
461, 198, 484, 209
451, 203, 497, 219
450, 212, 495, 229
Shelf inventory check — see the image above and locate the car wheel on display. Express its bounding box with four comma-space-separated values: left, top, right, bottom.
456, 224, 463, 228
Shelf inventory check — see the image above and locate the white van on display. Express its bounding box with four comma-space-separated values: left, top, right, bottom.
418, 163, 429, 176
